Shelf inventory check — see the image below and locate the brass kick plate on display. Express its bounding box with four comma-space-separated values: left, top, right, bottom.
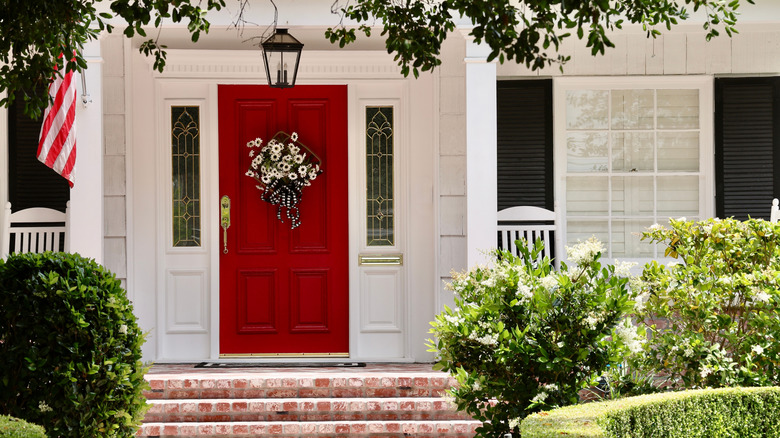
219, 352, 350, 358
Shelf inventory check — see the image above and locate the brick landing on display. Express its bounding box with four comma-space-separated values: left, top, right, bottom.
139, 363, 480, 437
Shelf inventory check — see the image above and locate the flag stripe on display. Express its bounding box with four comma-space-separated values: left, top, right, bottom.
38, 65, 77, 188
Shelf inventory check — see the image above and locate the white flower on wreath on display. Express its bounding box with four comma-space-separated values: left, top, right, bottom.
245, 132, 322, 189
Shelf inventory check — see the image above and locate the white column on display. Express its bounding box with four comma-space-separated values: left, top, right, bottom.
69, 39, 104, 263
463, 34, 497, 267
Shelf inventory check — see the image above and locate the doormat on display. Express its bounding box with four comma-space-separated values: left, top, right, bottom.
194, 362, 366, 369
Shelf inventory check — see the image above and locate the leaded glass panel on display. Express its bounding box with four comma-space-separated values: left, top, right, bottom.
366, 107, 394, 246
171, 106, 201, 247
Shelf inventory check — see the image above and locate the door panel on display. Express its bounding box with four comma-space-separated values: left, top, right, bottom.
218, 85, 348, 356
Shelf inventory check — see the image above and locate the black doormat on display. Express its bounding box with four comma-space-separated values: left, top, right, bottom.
194, 361, 366, 369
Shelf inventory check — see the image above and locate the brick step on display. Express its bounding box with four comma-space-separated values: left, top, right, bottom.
144, 374, 457, 400
138, 420, 480, 437
144, 397, 472, 423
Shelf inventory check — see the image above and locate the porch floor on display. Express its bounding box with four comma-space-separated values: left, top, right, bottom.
140, 363, 479, 437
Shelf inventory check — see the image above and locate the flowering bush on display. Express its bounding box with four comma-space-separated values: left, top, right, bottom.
429, 238, 639, 437
635, 217, 780, 389
245, 131, 321, 228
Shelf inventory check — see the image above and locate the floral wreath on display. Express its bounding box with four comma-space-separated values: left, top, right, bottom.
245, 131, 322, 229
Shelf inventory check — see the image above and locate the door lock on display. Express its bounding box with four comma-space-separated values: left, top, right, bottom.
220, 195, 231, 254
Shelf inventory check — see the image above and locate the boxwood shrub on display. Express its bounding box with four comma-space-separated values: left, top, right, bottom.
521, 387, 780, 438
0, 415, 46, 438
0, 252, 148, 438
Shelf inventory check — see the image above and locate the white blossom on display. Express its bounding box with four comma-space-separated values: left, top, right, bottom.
753, 345, 765, 355
684, 346, 694, 357
291, 132, 299, 142
531, 391, 548, 403
584, 314, 600, 329
508, 418, 521, 429
294, 154, 304, 164
119, 324, 128, 335
700, 366, 713, 379
565, 237, 604, 266
245, 170, 255, 177
615, 321, 644, 354
516, 283, 533, 302
754, 289, 771, 303
481, 277, 496, 288
289, 173, 298, 180
540, 275, 558, 291
613, 260, 637, 277
543, 383, 558, 392
38, 401, 52, 412
649, 223, 662, 231
468, 331, 498, 346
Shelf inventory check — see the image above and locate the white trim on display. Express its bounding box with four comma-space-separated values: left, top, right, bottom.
553, 76, 715, 265
69, 43, 104, 263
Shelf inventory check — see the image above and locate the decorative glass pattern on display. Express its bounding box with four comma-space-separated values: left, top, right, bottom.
366, 107, 394, 246
171, 106, 201, 247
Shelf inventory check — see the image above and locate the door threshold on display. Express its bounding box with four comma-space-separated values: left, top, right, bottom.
219, 352, 350, 359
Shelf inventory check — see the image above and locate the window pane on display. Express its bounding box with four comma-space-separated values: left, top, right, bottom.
657, 176, 699, 218
566, 90, 609, 129
657, 89, 699, 129
611, 89, 654, 130
612, 220, 655, 258
612, 132, 654, 172
566, 220, 609, 247
567, 176, 608, 216
171, 106, 201, 247
567, 132, 608, 172
611, 176, 654, 216
658, 131, 699, 171
366, 107, 395, 246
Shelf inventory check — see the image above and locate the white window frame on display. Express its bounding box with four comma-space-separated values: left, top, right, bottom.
553, 76, 714, 265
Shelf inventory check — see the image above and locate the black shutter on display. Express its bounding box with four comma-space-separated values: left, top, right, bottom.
715, 77, 780, 220
8, 93, 70, 213
496, 80, 553, 211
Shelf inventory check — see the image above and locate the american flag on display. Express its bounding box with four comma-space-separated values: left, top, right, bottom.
37, 65, 77, 187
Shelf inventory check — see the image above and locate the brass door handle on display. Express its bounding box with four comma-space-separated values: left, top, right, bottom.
220, 196, 231, 254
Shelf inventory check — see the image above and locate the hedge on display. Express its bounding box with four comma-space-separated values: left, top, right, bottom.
521, 387, 780, 438
0, 416, 46, 438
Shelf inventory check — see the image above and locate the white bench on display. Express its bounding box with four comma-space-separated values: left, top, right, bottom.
2, 202, 69, 257
497, 206, 557, 264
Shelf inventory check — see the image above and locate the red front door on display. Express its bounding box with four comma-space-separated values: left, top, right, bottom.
218, 85, 349, 356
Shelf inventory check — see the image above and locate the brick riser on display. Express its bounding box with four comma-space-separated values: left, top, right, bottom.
144, 398, 472, 422
139, 420, 479, 437
144, 376, 456, 400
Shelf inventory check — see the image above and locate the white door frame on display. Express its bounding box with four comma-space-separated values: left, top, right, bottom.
129, 49, 437, 362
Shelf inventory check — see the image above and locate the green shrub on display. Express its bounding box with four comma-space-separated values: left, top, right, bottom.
521, 387, 780, 438
0, 415, 46, 438
636, 218, 780, 388
429, 238, 639, 437
0, 252, 149, 438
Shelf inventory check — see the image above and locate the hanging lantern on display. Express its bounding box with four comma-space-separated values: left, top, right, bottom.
261, 28, 303, 89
